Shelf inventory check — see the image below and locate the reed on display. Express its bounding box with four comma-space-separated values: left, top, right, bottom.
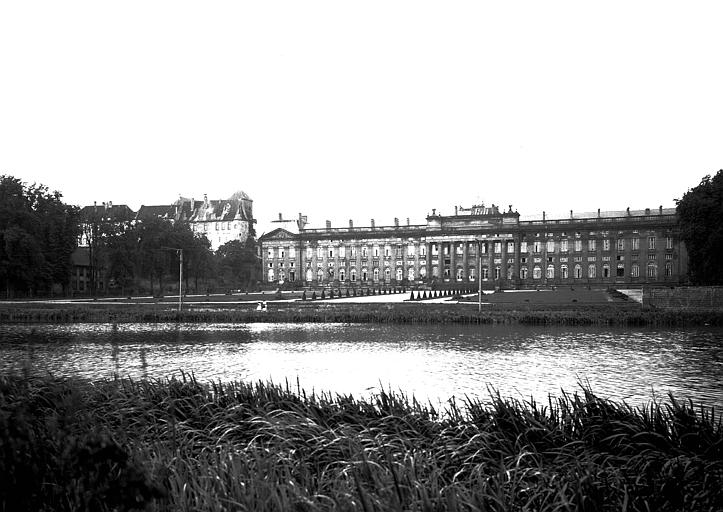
1, 373, 721, 511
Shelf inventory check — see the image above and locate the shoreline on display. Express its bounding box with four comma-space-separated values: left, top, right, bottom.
1, 300, 722, 326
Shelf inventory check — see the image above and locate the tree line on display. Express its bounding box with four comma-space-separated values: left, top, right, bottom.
0, 175, 260, 298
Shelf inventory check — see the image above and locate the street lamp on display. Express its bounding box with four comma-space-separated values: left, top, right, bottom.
162, 247, 183, 312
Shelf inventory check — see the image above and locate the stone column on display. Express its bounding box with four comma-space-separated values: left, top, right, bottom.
462, 241, 469, 287
500, 239, 508, 287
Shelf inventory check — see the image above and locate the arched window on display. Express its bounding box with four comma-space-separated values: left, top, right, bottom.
507, 266, 513, 280
482, 267, 489, 280
647, 263, 657, 279
665, 263, 672, 277
317, 269, 324, 282
495, 266, 501, 280
351, 268, 357, 282
420, 267, 427, 278
268, 269, 275, 282
278, 270, 285, 282
384, 268, 391, 281
602, 264, 610, 278
432, 266, 439, 278
373, 268, 380, 281
561, 264, 568, 279
469, 267, 476, 281
574, 264, 583, 279
588, 264, 596, 279
306, 269, 313, 282
396, 268, 403, 281
339, 268, 345, 281
456, 267, 464, 281
631, 264, 640, 278
408, 268, 415, 281
533, 266, 542, 279
520, 266, 528, 279
546, 264, 554, 279
362, 268, 368, 281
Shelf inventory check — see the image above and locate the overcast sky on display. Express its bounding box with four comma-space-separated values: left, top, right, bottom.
1, 1, 721, 236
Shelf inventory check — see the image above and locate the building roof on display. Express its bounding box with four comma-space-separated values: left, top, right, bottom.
79, 203, 135, 223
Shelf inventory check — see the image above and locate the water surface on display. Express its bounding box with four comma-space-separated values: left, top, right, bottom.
1, 323, 721, 409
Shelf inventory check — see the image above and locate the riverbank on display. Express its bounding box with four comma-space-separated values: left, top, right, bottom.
1, 300, 722, 326
2, 373, 721, 511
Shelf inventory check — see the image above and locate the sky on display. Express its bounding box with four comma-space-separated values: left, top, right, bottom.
1, 1, 721, 236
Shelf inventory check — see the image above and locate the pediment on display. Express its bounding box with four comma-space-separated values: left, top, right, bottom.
261, 228, 297, 241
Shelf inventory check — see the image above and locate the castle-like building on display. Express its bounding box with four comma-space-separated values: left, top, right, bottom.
259, 204, 688, 288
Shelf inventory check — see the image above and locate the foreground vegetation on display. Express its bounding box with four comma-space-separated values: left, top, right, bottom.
1, 301, 722, 326
1, 374, 721, 511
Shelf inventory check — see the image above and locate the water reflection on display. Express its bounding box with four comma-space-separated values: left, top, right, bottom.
0, 323, 721, 409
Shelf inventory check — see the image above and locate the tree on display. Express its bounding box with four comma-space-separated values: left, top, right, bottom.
216, 239, 260, 290
0, 175, 79, 297
676, 170, 723, 285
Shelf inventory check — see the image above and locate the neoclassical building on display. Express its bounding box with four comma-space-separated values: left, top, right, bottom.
259, 204, 688, 289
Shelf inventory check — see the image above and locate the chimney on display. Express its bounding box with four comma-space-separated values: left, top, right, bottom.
543, 211, 546, 221
278, 213, 283, 221
597, 208, 600, 218
455, 206, 458, 215
371, 219, 375, 229
626, 207, 630, 215
570, 210, 573, 219
432, 209, 436, 216
659, 205, 663, 214
394, 217, 399, 227
191, 198, 195, 210
94, 201, 97, 212
326, 220, 331, 230
108, 201, 112, 209
203, 193, 208, 205
349, 219, 353, 228
645, 208, 651, 215
406, 218, 410, 226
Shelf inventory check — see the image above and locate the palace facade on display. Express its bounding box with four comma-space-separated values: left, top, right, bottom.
259, 204, 688, 289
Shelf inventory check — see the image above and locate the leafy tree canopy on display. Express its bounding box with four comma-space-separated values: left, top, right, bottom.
676, 170, 723, 285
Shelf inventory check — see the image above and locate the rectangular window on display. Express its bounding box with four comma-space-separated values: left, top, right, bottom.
432, 244, 438, 256
317, 247, 324, 259
560, 240, 568, 252
280, 249, 285, 259
350, 246, 357, 258
494, 242, 502, 254
329, 248, 334, 258
520, 241, 528, 253
397, 246, 403, 257
339, 246, 345, 258
666, 237, 673, 249
374, 246, 380, 257
306, 247, 313, 259
546, 240, 555, 253
665, 253, 673, 260
267, 248, 274, 258
507, 242, 515, 253
617, 239, 625, 251
588, 239, 596, 251
632, 264, 640, 277
289, 247, 296, 259
648, 236, 656, 250
533, 241, 541, 253
362, 246, 368, 258
420, 245, 427, 256
407, 245, 415, 257
574, 240, 582, 252
603, 239, 610, 251
632, 238, 640, 250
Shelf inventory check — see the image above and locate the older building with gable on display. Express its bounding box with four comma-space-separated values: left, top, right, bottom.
259, 204, 688, 289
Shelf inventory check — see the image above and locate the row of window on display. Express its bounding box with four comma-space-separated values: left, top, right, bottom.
267, 261, 674, 283
266, 237, 675, 260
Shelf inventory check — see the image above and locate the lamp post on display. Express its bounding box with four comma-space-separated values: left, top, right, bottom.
162, 247, 183, 312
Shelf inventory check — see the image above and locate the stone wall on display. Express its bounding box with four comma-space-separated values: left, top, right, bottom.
644, 286, 723, 309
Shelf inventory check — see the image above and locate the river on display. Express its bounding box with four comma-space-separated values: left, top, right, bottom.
1, 323, 721, 409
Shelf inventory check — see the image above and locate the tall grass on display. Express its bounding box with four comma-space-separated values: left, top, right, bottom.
1, 302, 721, 326
1, 374, 721, 511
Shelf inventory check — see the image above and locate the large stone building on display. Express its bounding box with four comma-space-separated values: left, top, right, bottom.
259, 204, 688, 289
136, 191, 255, 251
